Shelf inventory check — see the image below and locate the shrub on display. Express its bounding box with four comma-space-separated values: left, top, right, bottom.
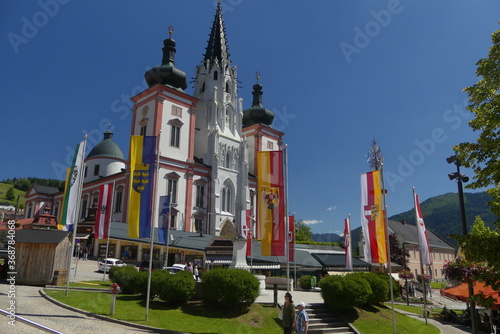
374, 272, 400, 299
133, 270, 171, 298
109, 266, 139, 294
351, 272, 389, 305
201, 268, 259, 310
319, 274, 371, 310
159, 271, 196, 304
298, 275, 312, 290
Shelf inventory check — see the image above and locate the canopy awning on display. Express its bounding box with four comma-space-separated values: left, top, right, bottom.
440, 282, 500, 310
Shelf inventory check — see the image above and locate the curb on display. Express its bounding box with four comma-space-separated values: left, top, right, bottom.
39, 289, 189, 334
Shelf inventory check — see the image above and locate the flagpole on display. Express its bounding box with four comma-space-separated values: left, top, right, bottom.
164, 192, 172, 269
413, 187, 428, 325
283, 144, 290, 292
381, 163, 396, 334
103, 180, 116, 281
293, 213, 296, 290
347, 214, 353, 272
146, 132, 160, 321
65, 135, 87, 296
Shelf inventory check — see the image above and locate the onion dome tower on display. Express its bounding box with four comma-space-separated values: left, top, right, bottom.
242, 74, 275, 127
84, 129, 126, 183
144, 27, 188, 90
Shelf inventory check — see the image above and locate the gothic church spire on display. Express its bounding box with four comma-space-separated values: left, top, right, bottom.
204, 1, 230, 67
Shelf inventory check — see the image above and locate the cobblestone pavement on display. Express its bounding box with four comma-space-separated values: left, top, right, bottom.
0, 281, 157, 334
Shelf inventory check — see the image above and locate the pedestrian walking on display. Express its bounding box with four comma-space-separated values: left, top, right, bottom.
296, 301, 309, 334
281, 292, 295, 334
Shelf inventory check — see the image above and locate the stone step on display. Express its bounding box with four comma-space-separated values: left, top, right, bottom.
301, 303, 355, 334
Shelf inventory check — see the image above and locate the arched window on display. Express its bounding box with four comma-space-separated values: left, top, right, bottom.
201, 82, 205, 93
221, 180, 234, 214
225, 81, 230, 93
213, 71, 218, 80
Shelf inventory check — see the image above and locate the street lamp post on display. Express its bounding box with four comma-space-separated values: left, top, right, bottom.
446, 155, 477, 334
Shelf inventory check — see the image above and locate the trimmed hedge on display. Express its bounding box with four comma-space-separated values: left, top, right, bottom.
108, 266, 139, 294
201, 268, 259, 310
298, 275, 312, 290
374, 272, 400, 299
319, 274, 371, 310
351, 272, 389, 305
159, 271, 196, 304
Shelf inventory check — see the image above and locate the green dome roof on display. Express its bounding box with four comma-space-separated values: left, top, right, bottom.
86, 130, 124, 160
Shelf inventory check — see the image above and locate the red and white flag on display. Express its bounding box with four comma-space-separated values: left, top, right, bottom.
241, 209, 252, 256
414, 193, 432, 266
95, 183, 113, 239
288, 215, 295, 262
344, 217, 353, 270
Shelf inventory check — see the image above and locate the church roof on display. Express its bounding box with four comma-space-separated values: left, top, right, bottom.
144, 27, 187, 90
86, 130, 124, 160
203, 1, 230, 66
242, 81, 275, 127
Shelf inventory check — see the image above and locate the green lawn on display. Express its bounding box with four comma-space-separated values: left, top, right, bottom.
430, 281, 447, 289
45, 289, 282, 333
340, 304, 440, 334
46, 287, 441, 334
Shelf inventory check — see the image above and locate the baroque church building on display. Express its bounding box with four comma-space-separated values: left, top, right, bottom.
23, 3, 284, 265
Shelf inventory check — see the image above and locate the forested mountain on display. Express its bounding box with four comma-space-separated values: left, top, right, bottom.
389, 192, 497, 248
315, 192, 497, 249
312, 233, 342, 243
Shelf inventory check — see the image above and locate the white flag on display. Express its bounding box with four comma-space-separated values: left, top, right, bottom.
414, 193, 432, 266
61, 140, 86, 231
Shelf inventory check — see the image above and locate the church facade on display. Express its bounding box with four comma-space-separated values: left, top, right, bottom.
23, 3, 284, 265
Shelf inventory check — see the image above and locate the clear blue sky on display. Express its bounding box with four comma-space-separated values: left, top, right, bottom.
2, 1, 499, 235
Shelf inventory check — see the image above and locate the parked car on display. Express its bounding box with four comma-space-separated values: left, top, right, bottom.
163, 266, 184, 274
98, 258, 125, 272
139, 260, 163, 272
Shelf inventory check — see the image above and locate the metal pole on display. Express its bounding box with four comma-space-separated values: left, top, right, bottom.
103, 180, 116, 280
381, 164, 397, 334
456, 162, 478, 334
283, 145, 290, 293
146, 132, 161, 321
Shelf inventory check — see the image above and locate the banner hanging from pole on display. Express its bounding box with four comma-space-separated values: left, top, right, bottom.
361, 170, 388, 264
257, 150, 285, 256
344, 216, 353, 270
414, 192, 432, 266
95, 183, 113, 239
127, 135, 156, 239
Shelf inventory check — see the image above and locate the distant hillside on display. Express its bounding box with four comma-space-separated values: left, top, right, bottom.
312, 233, 342, 243
319, 192, 497, 250
390, 192, 497, 248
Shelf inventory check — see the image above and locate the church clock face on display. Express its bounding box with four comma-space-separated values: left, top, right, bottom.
142, 105, 149, 116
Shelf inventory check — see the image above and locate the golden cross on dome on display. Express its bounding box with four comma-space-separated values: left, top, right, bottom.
256, 71, 260, 83
168, 25, 174, 38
